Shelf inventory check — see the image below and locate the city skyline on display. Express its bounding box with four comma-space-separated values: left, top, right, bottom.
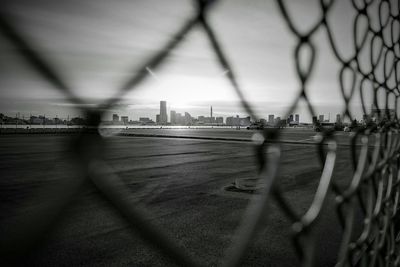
0, 0, 385, 123
0, 99, 374, 124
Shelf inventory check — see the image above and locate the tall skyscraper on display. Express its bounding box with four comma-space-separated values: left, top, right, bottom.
121, 116, 128, 124
289, 114, 294, 122
170, 110, 176, 124
160, 101, 167, 124
176, 113, 183, 125
336, 114, 341, 123
295, 114, 299, 123
268, 114, 274, 124
312, 116, 318, 125
112, 114, 119, 122
184, 112, 192, 125
319, 114, 324, 122
216, 117, 223, 124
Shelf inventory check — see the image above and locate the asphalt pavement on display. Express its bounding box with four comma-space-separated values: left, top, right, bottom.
0, 130, 360, 266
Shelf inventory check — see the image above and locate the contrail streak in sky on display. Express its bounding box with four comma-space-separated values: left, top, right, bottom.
146, 67, 160, 82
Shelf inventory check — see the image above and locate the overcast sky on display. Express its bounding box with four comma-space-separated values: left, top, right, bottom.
0, 0, 393, 122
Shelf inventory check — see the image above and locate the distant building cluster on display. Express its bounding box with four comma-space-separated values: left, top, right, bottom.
108, 101, 256, 126
108, 113, 155, 126
312, 109, 395, 125
169, 106, 225, 126
158, 101, 168, 124
2, 103, 394, 128
0, 113, 86, 126
370, 108, 395, 122
312, 114, 341, 124
225, 116, 250, 126
285, 114, 300, 126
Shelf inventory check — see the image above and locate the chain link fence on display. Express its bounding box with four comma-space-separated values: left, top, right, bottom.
1, 0, 400, 266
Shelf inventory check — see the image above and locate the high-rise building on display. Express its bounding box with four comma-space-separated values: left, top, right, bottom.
226, 116, 249, 126
275, 117, 283, 127
204, 117, 211, 123
210, 106, 215, 123
170, 110, 176, 124
184, 112, 192, 125
295, 114, 299, 123
268, 114, 274, 124
156, 114, 160, 124
176, 113, 183, 125
318, 115, 324, 122
226, 116, 240, 126
275, 117, 281, 127
112, 114, 119, 122
240, 116, 251, 126
289, 114, 294, 122
121, 116, 128, 124
160, 101, 167, 124
216, 117, 223, 124
312, 116, 318, 125
336, 114, 341, 123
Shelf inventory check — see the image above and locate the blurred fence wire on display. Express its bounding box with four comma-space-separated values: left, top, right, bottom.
1, 0, 400, 266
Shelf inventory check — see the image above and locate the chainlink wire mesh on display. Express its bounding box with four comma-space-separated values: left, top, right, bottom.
1, 0, 400, 266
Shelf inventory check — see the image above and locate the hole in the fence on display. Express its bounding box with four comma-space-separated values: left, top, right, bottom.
371, 35, 384, 68
382, 19, 393, 47
352, 0, 366, 11
391, 19, 400, 47
356, 32, 372, 74
379, 1, 391, 28
385, 64, 397, 90
390, 0, 399, 17
376, 86, 388, 112
359, 77, 375, 116
340, 65, 357, 100
355, 14, 369, 50
367, 0, 382, 32
373, 47, 386, 85
347, 75, 366, 120
296, 42, 315, 82
384, 50, 395, 79
325, 0, 358, 60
